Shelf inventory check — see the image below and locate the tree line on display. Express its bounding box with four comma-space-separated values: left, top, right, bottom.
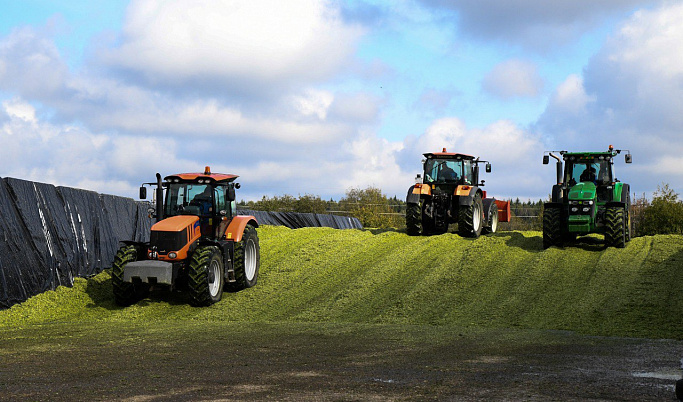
238, 184, 683, 236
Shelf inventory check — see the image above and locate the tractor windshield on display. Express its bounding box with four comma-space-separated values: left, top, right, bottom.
424, 159, 472, 184
164, 183, 220, 217
566, 159, 612, 187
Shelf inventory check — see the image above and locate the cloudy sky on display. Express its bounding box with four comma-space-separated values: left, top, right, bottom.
1, 0, 681, 202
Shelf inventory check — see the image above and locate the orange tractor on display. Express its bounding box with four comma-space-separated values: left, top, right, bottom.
112, 167, 259, 306
406, 149, 510, 237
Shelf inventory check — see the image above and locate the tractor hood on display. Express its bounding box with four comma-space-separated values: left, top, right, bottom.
568, 182, 597, 201
151, 215, 200, 232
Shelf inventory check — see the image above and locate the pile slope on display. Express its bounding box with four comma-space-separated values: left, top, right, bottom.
1, 226, 682, 339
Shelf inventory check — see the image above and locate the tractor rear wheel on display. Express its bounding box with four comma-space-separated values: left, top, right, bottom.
406, 201, 423, 236
458, 193, 483, 238
605, 207, 627, 248
625, 193, 632, 243
227, 224, 260, 291
112, 245, 148, 306
482, 201, 498, 234
543, 207, 562, 249
188, 246, 224, 306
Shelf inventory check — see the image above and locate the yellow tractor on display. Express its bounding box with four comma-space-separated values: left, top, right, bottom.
112, 167, 259, 306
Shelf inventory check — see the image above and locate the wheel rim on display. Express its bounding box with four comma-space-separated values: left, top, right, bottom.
244, 239, 257, 281
473, 202, 482, 232
490, 211, 498, 233
208, 259, 220, 297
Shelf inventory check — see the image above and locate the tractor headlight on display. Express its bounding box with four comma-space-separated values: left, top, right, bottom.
168, 252, 177, 259
570, 200, 579, 205
583, 200, 593, 205
582, 207, 590, 212
571, 207, 578, 212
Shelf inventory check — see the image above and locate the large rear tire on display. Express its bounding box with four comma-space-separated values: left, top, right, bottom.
227, 224, 260, 291
605, 207, 626, 248
458, 193, 484, 238
188, 246, 224, 306
543, 207, 562, 249
406, 201, 423, 236
112, 245, 148, 306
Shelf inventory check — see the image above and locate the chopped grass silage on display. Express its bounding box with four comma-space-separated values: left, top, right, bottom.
1, 226, 682, 339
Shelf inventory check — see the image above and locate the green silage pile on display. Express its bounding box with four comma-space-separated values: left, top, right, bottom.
2, 226, 682, 339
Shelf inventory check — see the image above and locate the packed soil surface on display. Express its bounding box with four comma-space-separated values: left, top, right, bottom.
1, 322, 681, 401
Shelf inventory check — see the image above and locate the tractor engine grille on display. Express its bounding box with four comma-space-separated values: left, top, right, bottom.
150, 230, 187, 254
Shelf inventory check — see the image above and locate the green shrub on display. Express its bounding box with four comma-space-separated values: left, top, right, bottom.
637, 183, 683, 235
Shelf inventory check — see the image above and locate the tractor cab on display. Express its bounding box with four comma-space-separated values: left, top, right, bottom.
141, 167, 240, 239
421, 149, 491, 191
563, 152, 616, 203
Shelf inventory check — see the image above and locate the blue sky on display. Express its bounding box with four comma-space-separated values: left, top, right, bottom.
1, 0, 680, 202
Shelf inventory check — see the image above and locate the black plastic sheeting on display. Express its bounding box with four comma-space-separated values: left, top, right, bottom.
237, 209, 362, 230
0, 177, 151, 308
0, 177, 362, 308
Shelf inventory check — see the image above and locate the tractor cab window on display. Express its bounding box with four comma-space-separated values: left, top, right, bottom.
424, 159, 463, 183
567, 160, 611, 186
164, 183, 214, 217
214, 185, 227, 214
462, 160, 473, 185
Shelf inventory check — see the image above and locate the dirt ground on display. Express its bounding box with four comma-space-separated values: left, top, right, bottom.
0, 322, 681, 401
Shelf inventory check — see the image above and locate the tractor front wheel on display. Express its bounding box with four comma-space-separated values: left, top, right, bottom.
406, 201, 423, 236
112, 245, 148, 306
227, 224, 260, 291
605, 207, 627, 248
543, 207, 563, 249
458, 193, 484, 238
188, 246, 225, 306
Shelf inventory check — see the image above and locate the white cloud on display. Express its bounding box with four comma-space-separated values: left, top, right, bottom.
482, 59, 544, 99
101, 0, 364, 91
550, 74, 594, 115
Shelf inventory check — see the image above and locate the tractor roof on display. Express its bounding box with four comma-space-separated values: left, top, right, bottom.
164, 166, 238, 184
562, 146, 621, 160
423, 148, 476, 160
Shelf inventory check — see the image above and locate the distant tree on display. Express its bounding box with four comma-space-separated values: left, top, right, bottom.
637, 183, 683, 235
294, 194, 328, 214
339, 187, 403, 228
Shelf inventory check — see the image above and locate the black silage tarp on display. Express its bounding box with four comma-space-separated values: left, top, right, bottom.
0, 177, 152, 308
237, 209, 362, 229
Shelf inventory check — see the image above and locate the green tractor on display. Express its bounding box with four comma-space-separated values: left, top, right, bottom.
542, 145, 632, 248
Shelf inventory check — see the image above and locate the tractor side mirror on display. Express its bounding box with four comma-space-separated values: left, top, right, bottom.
543, 155, 549, 165
485, 163, 491, 173
139, 186, 147, 199
226, 186, 236, 202
625, 154, 632, 163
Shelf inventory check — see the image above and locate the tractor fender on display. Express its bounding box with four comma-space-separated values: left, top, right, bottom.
406, 184, 431, 204
605, 201, 626, 209
544, 202, 563, 209
619, 184, 630, 205
406, 185, 420, 204
224, 215, 259, 243
551, 185, 564, 203
457, 186, 482, 206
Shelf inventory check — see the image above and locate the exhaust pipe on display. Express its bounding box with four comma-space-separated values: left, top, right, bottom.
549, 153, 562, 185
156, 173, 164, 222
